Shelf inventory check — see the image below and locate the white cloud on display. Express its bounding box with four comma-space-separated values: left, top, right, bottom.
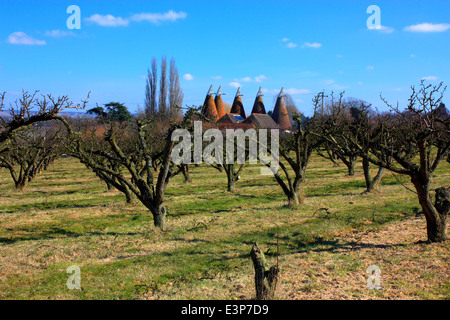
85, 14, 130, 27
404, 23, 450, 33
130, 10, 187, 24
44, 30, 76, 37
211, 76, 222, 80
357, 81, 363, 86
254, 75, 267, 83
7, 32, 46, 45
367, 65, 375, 70
303, 42, 322, 48
281, 38, 297, 48
421, 76, 438, 81
234, 75, 267, 83
183, 73, 194, 81
324, 79, 348, 91
372, 25, 394, 33
85, 10, 187, 27
239, 77, 253, 82
284, 88, 311, 95
286, 42, 297, 48
228, 82, 241, 88
410, 54, 416, 58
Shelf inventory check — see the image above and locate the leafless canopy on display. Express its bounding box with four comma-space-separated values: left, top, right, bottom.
0, 90, 88, 147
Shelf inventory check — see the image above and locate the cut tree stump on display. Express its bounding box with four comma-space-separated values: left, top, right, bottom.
250, 243, 279, 300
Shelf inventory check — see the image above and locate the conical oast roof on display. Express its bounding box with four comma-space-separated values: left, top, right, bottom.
203, 85, 219, 121
214, 86, 226, 119
251, 87, 266, 114
272, 88, 291, 130
230, 87, 246, 119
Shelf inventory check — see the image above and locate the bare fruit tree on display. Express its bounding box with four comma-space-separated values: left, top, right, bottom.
316, 93, 385, 193
345, 81, 449, 242
0, 124, 62, 190
0, 90, 87, 148
266, 94, 324, 207
58, 108, 201, 231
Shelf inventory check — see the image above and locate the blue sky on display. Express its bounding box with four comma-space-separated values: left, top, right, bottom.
0, 0, 449, 116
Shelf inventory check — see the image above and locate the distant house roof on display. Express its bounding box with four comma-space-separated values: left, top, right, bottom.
243, 113, 279, 129
218, 122, 255, 131
218, 113, 238, 124
231, 114, 245, 122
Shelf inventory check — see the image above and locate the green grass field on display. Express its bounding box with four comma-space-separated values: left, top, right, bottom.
0, 155, 448, 300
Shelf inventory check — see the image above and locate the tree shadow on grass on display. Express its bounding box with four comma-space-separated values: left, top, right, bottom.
262, 237, 410, 257
0, 228, 153, 244
2, 201, 101, 214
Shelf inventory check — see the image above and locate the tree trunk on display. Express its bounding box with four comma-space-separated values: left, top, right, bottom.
151, 204, 167, 231
123, 186, 134, 204
287, 191, 300, 208
105, 179, 113, 191
328, 149, 340, 167
227, 174, 235, 192
14, 175, 28, 190
433, 187, 449, 241
362, 158, 384, 193
225, 164, 237, 192
250, 243, 279, 300
371, 167, 385, 191
15, 180, 27, 191
411, 175, 448, 243
347, 157, 356, 176
181, 164, 191, 183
